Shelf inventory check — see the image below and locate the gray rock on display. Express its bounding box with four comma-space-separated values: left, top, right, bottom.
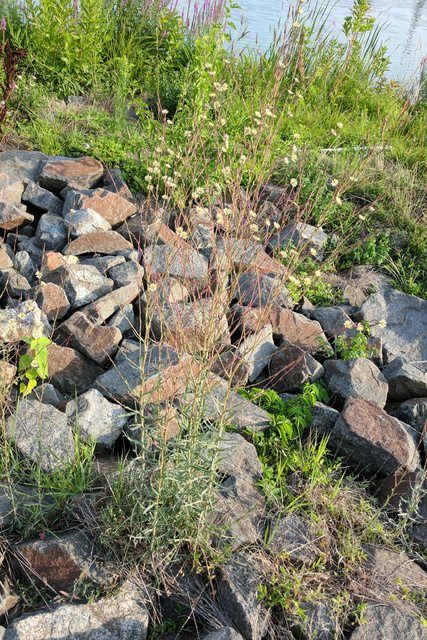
107, 303, 136, 338
218, 552, 268, 640
66, 389, 131, 453
270, 342, 324, 392
214, 475, 266, 550
174, 376, 270, 434
233, 271, 292, 309
0, 269, 31, 298
3, 576, 149, 639
27, 383, 64, 407
269, 222, 328, 259
108, 261, 144, 288
35, 213, 68, 251
4, 398, 76, 471
13, 251, 36, 282
265, 514, 323, 566
357, 287, 427, 371
297, 601, 338, 640
103, 168, 133, 201
16, 237, 43, 264
349, 604, 427, 640
0, 150, 48, 183
215, 432, 263, 481
382, 356, 427, 401
203, 629, 244, 640
309, 401, 340, 435
310, 306, 353, 339
96, 343, 198, 408
0, 483, 54, 528
395, 398, 427, 434
0, 300, 50, 343
328, 397, 420, 477
144, 243, 209, 291
21, 180, 63, 215
361, 543, 427, 590
323, 358, 388, 409
64, 207, 111, 238
236, 325, 277, 382
80, 254, 126, 275
44, 264, 114, 309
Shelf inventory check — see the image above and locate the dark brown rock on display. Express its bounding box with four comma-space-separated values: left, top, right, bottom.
0, 202, 33, 230
47, 343, 103, 396
15, 531, 114, 592
328, 397, 420, 477
58, 312, 122, 367
270, 341, 324, 392
27, 282, 70, 320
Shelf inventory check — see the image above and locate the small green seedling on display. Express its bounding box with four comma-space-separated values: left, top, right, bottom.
18, 337, 51, 396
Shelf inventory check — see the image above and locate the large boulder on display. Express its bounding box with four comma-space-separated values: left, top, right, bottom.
328, 397, 420, 477
2, 576, 149, 639
4, 398, 75, 471
323, 358, 388, 409
349, 604, 427, 640
357, 287, 427, 371
382, 356, 427, 401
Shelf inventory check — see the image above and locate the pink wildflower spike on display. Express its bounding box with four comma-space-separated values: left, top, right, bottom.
1, 17, 6, 31
10, 81, 15, 91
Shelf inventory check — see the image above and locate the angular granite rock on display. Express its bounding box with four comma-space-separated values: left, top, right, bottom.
3, 576, 149, 640
382, 356, 427, 401
323, 357, 388, 409
15, 530, 114, 591
349, 604, 427, 640
5, 398, 75, 471
64, 230, 133, 256
328, 397, 420, 477
270, 342, 324, 392
66, 389, 130, 453
63, 187, 137, 227
38, 156, 104, 193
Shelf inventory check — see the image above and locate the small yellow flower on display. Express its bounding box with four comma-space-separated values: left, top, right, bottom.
239, 155, 247, 164
335, 196, 342, 205
293, 133, 300, 139
162, 109, 169, 115
290, 178, 298, 188
359, 214, 366, 221
223, 207, 231, 215
344, 320, 352, 329
369, 206, 375, 212
310, 248, 317, 256
220, 118, 226, 126
250, 223, 259, 232
255, 111, 262, 118
205, 63, 212, 69
291, 153, 297, 161
379, 319, 386, 327
280, 250, 287, 258
331, 179, 339, 187
337, 122, 343, 128
264, 219, 271, 227
283, 157, 290, 164
356, 323, 364, 331
35, 271, 42, 279
265, 108, 273, 117
273, 221, 280, 229
293, 21, 300, 27
176, 227, 188, 240
148, 283, 157, 292
217, 214, 224, 225
249, 210, 257, 218
288, 275, 297, 283
315, 269, 321, 277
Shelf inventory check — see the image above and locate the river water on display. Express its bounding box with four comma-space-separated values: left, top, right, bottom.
182, 0, 427, 81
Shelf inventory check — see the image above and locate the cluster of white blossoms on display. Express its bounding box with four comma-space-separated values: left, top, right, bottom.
175, 227, 188, 240
213, 82, 228, 92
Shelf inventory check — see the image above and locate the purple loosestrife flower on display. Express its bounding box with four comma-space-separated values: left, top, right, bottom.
11, 81, 15, 91
1, 17, 6, 31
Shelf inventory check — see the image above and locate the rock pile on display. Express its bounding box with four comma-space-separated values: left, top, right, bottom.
0, 151, 426, 638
